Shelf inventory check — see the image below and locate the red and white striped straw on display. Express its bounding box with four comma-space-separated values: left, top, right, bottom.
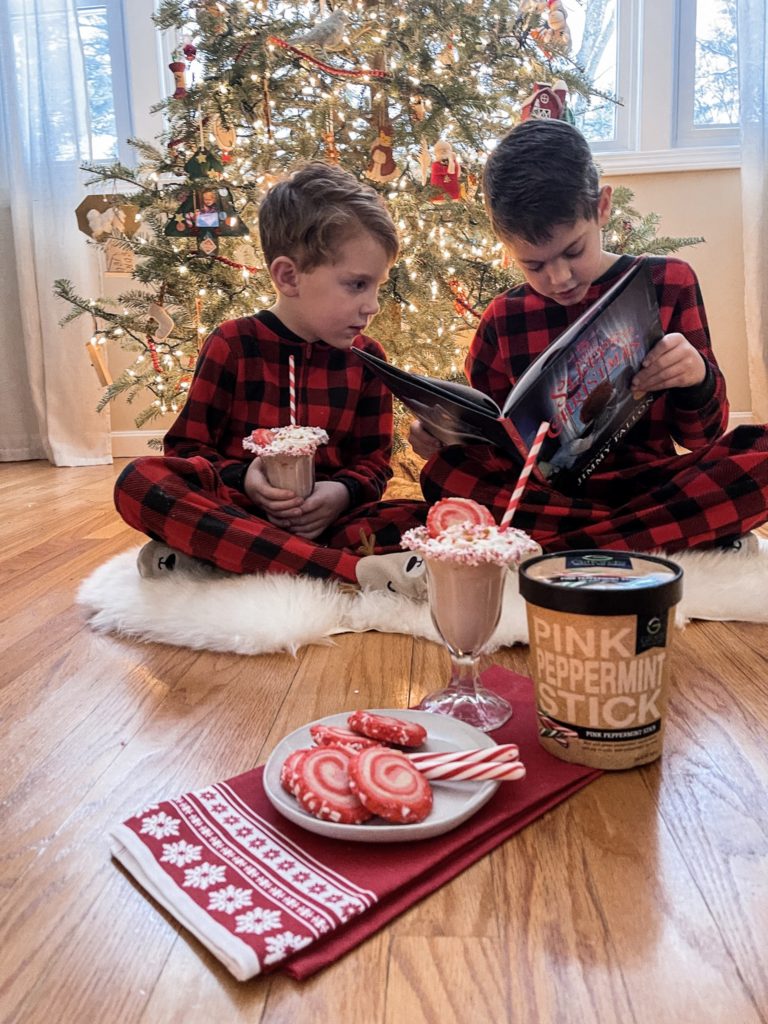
500, 419, 550, 529
419, 760, 527, 783
407, 744, 520, 770
288, 353, 296, 426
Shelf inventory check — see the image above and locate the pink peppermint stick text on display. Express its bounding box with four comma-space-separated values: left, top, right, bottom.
500, 419, 550, 529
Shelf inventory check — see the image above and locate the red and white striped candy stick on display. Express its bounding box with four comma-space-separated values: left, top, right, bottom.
420, 760, 527, 782
500, 419, 550, 529
407, 744, 520, 771
288, 352, 296, 426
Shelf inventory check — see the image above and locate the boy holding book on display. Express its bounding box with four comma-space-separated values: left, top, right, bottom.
115, 162, 428, 596
413, 120, 768, 554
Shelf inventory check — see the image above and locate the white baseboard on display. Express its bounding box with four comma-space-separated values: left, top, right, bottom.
111, 412, 758, 459
111, 430, 165, 458
728, 411, 756, 428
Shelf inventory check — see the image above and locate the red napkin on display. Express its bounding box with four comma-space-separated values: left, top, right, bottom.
109, 667, 601, 981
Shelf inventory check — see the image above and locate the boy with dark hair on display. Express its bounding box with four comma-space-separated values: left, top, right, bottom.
115, 162, 428, 596
414, 119, 768, 553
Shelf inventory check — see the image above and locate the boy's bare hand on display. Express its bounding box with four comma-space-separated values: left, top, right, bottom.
631, 332, 707, 396
289, 481, 351, 540
408, 418, 443, 460
243, 458, 303, 522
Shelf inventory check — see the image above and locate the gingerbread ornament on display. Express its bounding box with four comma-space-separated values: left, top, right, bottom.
364, 128, 399, 184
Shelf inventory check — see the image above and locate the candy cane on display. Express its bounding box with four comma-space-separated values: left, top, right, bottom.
500, 419, 549, 529
288, 353, 296, 426
419, 761, 527, 782
407, 744, 520, 770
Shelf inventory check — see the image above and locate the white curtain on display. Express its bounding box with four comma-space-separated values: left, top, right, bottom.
0, 0, 111, 465
738, 0, 768, 422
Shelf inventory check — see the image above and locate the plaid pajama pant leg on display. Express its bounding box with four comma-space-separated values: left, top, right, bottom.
114, 455, 427, 582
421, 425, 768, 553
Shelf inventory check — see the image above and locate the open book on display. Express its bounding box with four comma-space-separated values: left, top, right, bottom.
356, 259, 663, 488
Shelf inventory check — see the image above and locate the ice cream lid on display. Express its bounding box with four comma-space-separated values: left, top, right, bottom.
519, 550, 683, 616
242, 425, 329, 457
401, 522, 539, 567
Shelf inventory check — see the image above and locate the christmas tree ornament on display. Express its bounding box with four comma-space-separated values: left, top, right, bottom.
210, 113, 236, 153
165, 186, 248, 256
531, 0, 571, 54
145, 335, 163, 373
104, 239, 135, 277
437, 36, 460, 68
448, 279, 481, 320
418, 138, 431, 186
430, 140, 462, 201
364, 122, 399, 183
322, 114, 340, 164
184, 146, 224, 180
520, 80, 569, 121
518, 0, 548, 19
85, 339, 112, 387
75, 195, 139, 239
169, 60, 188, 100
290, 9, 349, 51
409, 95, 426, 122
147, 302, 175, 341
546, 0, 572, 48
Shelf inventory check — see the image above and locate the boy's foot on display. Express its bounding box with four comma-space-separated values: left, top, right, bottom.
137, 541, 230, 580
355, 551, 427, 600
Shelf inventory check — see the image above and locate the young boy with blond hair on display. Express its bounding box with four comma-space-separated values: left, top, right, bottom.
414, 119, 768, 553
115, 162, 428, 596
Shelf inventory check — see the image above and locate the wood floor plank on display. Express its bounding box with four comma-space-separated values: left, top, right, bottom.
384, 937, 510, 1024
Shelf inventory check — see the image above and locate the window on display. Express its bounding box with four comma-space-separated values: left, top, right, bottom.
568, 0, 740, 172
76, 0, 133, 163
676, 0, 739, 146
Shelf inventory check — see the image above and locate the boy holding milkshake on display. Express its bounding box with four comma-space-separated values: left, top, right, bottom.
115, 163, 427, 596
412, 119, 768, 555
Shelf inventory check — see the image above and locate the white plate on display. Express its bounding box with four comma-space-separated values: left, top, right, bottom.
262, 709, 501, 842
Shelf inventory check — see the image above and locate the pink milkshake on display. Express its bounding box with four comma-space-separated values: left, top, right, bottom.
402, 508, 538, 731
243, 425, 328, 499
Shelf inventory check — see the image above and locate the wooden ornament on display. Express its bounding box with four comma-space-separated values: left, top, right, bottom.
103, 238, 135, 277
85, 340, 112, 387
75, 195, 140, 239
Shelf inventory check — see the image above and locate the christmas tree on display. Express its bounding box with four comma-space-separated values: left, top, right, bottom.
56, 0, 699, 457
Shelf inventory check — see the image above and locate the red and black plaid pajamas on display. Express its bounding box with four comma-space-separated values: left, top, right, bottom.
421, 256, 768, 553
114, 312, 426, 582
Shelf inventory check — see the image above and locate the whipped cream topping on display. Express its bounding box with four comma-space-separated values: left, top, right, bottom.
242, 425, 329, 457
401, 522, 539, 566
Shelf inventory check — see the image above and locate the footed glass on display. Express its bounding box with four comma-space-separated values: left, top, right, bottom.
416, 556, 512, 732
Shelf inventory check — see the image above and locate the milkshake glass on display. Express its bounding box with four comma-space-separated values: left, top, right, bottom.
243, 425, 329, 499
402, 521, 539, 731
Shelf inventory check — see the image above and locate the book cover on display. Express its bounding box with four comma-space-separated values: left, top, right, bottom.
355, 258, 663, 488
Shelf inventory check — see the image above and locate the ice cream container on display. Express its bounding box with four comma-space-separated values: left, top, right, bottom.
519, 550, 683, 769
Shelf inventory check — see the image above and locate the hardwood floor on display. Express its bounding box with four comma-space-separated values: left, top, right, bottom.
1, 460, 767, 1024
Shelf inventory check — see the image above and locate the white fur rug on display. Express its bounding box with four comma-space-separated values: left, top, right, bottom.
76, 542, 768, 657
